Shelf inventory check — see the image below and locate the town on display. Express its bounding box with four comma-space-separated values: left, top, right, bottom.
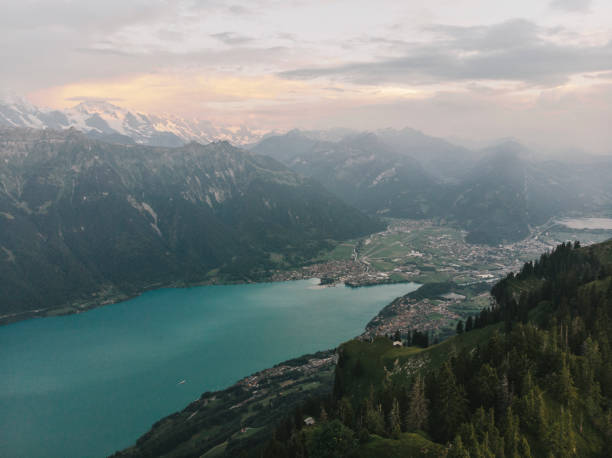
270, 217, 612, 337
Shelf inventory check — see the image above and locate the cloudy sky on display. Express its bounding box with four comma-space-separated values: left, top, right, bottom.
2, 0, 611, 152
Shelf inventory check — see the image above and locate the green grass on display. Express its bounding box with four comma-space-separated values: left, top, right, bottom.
447, 294, 489, 318
316, 242, 356, 261
340, 324, 503, 399
231, 426, 264, 440
413, 271, 452, 283
388, 273, 407, 282
356, 432, 446, 458
369, 259, 395, 271
202, 441, 227, 457
269, 252, 285, 264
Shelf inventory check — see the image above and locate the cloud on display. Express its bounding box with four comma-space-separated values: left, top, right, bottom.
30, 72, 311, 114
64, 96, 125, 102
210, 32, 254, 45
584, 71, 612, 79
227, 5, 253, 15
550, 0, 592, 13
299, 83, 612, 154
0, 0, 177, 32
277, 32, 298, 42
74, 47, 136, 57
279, 19, 612, 87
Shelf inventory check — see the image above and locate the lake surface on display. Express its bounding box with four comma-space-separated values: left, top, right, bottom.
0, 279, 418, 458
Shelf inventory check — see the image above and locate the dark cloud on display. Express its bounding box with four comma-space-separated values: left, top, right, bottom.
210, 32, 253, 45
277, 32, 298, 42
279, 19, 612, 86
74, 47, 136, 57
227, 5, 253, 15
550, 0, 592, 13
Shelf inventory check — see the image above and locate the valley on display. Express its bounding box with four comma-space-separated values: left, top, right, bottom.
168, 239, 612, 458
110, 219, 612, 457
272, 216, 612, 337
0, 128, 380, 324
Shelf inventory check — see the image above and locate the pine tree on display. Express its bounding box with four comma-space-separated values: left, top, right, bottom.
552, 356, 577, 406
432, 362, 468, 442
544, 406, 576, 457
466, 316, 474, 332
448, 435, 471, 458
388, 398, 401, 438
517, 385, 545, 435
364, 399, 385, 436
504, 408, 523, 458
306, 420, 357, 458
405, 375, 429, 431
495, 373, 511, 420
320, 405, 328, 421
337, 397, 354, 429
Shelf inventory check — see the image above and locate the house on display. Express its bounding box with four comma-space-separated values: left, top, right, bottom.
304, 417, 315, 426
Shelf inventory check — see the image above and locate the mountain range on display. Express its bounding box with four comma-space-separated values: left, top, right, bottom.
0, 128, 380, 321
253, 130, 612, 245
3, 92, 611, 249
0, 94, 265, 147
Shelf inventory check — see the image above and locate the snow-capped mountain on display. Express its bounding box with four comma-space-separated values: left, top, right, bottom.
0, 94, 265, 146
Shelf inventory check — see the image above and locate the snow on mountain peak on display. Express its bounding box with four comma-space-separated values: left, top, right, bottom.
0, 90, 37, 111
0, 94, 266, 146
74, 100, 125, 115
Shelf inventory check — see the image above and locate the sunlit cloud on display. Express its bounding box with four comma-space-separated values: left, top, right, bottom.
2, 0, 612, 152
30, 73, 308, 111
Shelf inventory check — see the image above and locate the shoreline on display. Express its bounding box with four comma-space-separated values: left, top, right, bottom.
0, 277, 263, 326
0, 266, 415, 326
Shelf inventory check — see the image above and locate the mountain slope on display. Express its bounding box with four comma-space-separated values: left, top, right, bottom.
375, 127, 479, 182
445, 146, 530, 244
253, 132, 530, 242
251, 239, 612, 457
255, 132, 612, 245
252, 131, 441, 219
116, 239, 612, 457
0, 128, 382, 321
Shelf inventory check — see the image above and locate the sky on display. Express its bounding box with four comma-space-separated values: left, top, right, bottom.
1, 0, 611, 153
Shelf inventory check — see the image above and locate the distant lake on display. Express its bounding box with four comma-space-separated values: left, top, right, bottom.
0, 279, 418, 458
558, 217, 612, 230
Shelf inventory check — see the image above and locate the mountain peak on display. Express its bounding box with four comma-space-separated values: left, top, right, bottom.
74, 100, 126, 116
484, 138, 529, 155
0, 95, 266, 146
0, 90, 37, 110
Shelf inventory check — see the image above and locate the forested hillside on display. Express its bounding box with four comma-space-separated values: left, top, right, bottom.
0, 128, 381, 321
239, 239, 612, 457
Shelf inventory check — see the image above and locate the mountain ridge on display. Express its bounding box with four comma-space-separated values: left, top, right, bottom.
0, 96, 265, 147
253, 130, 612, 245
0, 127, 382, 322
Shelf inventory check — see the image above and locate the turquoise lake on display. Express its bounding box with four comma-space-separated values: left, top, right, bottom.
0, 279, 418, 458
